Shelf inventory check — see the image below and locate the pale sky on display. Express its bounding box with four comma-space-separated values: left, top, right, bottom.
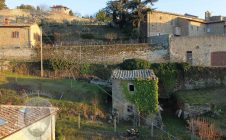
6, 0, 226, 18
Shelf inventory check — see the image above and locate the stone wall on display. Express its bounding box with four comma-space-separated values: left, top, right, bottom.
42, 44, 168, 64
0, 27, 30, 48
112, 79, 133, 120
0, 48, 37, 61
170, 35, 226, 67
0, 44, 169, 64
184, 78, 223, 90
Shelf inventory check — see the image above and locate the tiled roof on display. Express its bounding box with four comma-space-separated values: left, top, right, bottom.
0, 105, 58, 139
111, 69, 157, 80
150, 10, 226, 24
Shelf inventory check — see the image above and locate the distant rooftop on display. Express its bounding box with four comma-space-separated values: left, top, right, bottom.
151, 10, 205, 21
51, 5, 69, 9
150, 10, 226, 24
0, 105, 58, 139
111, 69, 157, 80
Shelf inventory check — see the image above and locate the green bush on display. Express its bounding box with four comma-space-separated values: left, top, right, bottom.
49, 58, 75, 70
91, 64, 112, 80
150, 63, 179, 93
80, 64, 92, 75
0, 89, 25, 105
120, 59, 151, 70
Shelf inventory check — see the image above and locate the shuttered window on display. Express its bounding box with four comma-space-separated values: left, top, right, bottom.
12, 31, 19, 38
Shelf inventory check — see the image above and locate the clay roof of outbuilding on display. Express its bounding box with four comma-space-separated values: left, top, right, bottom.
111, 69, 157, 80
0, 105, 58, 139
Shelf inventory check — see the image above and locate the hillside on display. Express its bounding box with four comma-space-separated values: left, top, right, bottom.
0, 9, 90, 23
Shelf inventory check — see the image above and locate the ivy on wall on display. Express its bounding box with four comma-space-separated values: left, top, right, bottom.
122, 78, 159, 115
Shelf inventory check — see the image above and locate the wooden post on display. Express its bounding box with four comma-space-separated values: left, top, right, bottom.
151, 121, 154, 137
78, 112, 81, 129
40, 27, 43, 77
114, 117, 117, 132
138, 111, 141, 127
191, 119, 195, 140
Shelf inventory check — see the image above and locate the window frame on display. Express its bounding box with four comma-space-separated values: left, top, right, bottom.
128, 83, 135, 92
12, 31, 19, 38
127, 105, 134, 113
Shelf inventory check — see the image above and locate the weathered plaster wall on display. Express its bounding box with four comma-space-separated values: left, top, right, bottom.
170, 35, 226, 67
188, 21, 206, 36
147, 11, 178, 36
30, 24, 41, 47
207, 22, 225, 35
112, 79, 133, 120
0, 27, 30, 48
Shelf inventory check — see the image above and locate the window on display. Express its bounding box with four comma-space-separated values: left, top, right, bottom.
197, 27, 199, 31
33, 33, 40, 41
186, 51, 193, 64
128, 84, 134, 92
12, 31, 19, 38
127, 105, 133, 113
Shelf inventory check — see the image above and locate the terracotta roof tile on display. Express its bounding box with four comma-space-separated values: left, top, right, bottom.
111, 69, 157, 80
0, 105, 58, 139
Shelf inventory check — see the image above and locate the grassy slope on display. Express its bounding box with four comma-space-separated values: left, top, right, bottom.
0, 72, 133, 139
175, 87, 226, 132
0, 72, 105, 103
0, 72, 187, 139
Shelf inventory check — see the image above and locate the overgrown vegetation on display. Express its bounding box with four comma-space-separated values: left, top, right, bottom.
122, 78, 159, 115
0, 0, 7, 10
120, 59, 151, 70
175, 88, 226, 135
0, 73, 164, 140
120, 59, 226, 95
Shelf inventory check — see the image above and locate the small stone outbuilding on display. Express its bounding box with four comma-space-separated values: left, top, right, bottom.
111, 69, 158, 121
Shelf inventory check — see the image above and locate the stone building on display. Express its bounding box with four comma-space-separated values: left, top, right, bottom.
146, 10, 226, 39
169, 35, 226, 67
111, 69, 158, 120
50, 5, 70, 15
0, 20, 41, 48
0, 105, 58, 140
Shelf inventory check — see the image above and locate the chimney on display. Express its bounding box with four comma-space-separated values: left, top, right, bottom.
4, 18, 10, 25
205, 11, 211, 21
